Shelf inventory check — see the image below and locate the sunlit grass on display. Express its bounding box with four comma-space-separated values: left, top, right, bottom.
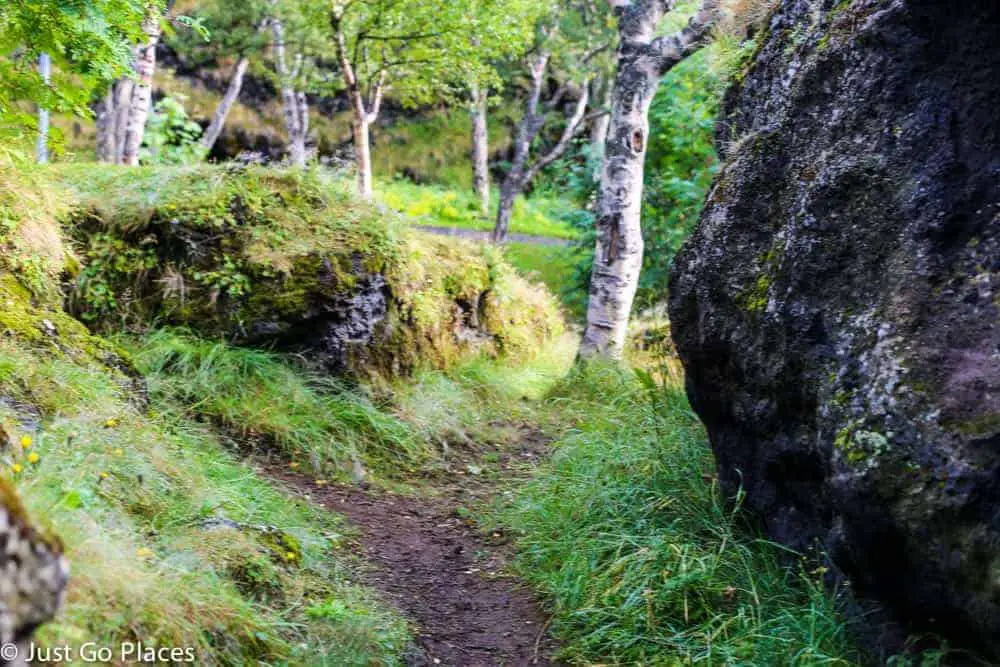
379, 179, 580, 240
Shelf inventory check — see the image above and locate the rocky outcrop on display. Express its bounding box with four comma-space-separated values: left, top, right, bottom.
59, 166, 561, 376
669, 0, 1000, 657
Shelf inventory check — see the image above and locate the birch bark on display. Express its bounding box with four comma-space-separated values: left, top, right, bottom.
492, 52, 592, 244
471, 85, 491, 216
579, 0, 719, 358
36, 53, 51, 164
332, 12, 385, 199
121, 7, 162, 166
271, 18, 309, 167
201, 56, 250, 154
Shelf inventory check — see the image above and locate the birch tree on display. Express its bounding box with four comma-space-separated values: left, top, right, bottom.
271, 14, 311, 167
120, 5, 162, 165
326, 0, 533, 199
579, 0, 719, 358
168, 0, 272, 155
0, 0, 144, 148
470, 84, 491, 215
36, 53, 51, 164
464, 4, 544, 216
95, 1, 166, 164
491, 2, 614, 244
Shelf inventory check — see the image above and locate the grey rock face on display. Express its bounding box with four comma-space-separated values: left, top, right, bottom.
669, 0, 1000, 656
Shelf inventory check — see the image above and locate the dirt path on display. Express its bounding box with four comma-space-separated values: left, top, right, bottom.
415, 225, 572, 247
266, 434, 558, 666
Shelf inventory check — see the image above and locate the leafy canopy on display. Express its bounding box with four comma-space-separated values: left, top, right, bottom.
0, 0, 151, 143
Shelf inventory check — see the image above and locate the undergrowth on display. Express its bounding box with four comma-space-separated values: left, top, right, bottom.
0, 338, 409, 665
498, 362, 862, 665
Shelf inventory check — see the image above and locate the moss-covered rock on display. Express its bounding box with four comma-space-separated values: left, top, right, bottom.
56, 165, 562, 377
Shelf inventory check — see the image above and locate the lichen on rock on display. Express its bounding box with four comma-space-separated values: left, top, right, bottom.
669, 0, 1000, 657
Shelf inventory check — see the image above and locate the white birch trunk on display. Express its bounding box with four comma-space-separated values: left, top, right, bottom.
471, 85, 490, 216
493, 52, 592, 244
580, 0, 719, 358
201, 56, 250, 154
36, 53, 51, 164
111, 77, 135, 163
353, 115, 373, 199
271, 18, 309, 166
333, 12, 384, 197
121, 8, 162, 166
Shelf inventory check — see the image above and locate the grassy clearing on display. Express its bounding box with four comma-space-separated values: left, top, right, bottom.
496, 361, 862, 665
1, 337, 410, 666
379, 179, 580, 240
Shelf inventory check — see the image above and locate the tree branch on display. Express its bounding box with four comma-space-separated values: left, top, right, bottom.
524, 82, 591, 184
651, 0, 720, 73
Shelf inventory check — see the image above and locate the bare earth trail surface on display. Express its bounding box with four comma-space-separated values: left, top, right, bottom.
416, 225, 572, 247
265, 429, 559, 666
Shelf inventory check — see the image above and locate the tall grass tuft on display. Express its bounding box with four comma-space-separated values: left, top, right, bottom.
128, 328, 434, 476
500, 362, 862, 665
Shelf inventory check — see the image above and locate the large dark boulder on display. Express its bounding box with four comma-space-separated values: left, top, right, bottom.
669, 0, 1000, 657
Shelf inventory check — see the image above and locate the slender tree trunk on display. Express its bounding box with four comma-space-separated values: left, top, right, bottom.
332, 12, 385, 197
471, 85, 490, 216
95, 89, 117, 163
201, 56, 250, 154
492, 51, 591, 244
271, 18, 309, 167
579, 63, 656, 357
353, 114, 373, 199
580, 0, 719, 358
493, 179, 521, 243
36, 53, 51, 164
292, 90, 309, 167
110, 77, 135, 163
121, 8, 162, 166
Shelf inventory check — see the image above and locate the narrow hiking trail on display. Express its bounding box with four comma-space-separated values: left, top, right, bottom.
266, 428, 559, 666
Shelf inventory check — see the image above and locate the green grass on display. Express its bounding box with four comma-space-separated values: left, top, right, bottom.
379, 179, 581, 241
503, 242, 586, 316
1, 337, 410, 666
497, 362, 862, 665
126, 329, 434, 479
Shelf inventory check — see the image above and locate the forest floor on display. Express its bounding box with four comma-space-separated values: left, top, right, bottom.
264, 425, 560, 667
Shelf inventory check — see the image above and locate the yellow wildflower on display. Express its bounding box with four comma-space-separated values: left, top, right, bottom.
27, 452, 39, 464
19, 436, 32, 449
11, 463, 22, 473
285, 551, 297, 561
105, 418, 119, 429
136, 547, 154, 559
100, 471, 109, 480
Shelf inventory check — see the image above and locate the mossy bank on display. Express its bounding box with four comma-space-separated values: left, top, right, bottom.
56, 164, 562, 378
